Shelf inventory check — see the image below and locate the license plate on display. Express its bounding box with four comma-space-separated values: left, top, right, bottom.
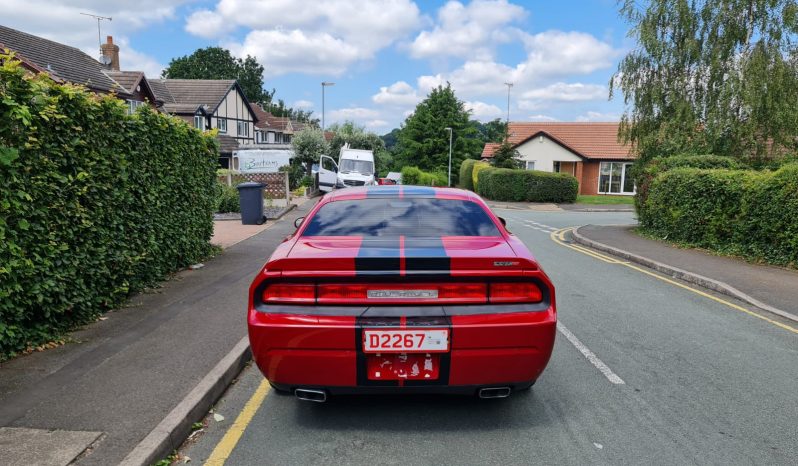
363, 329, 449, 353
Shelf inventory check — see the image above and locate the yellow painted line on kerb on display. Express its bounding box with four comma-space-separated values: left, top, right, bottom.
550, 228, 798, 335
204, 379, 271, 466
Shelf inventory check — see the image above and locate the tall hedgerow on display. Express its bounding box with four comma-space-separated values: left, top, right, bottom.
0, 54, 219, 359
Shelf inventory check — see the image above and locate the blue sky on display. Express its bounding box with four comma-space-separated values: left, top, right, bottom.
5, 0, 632, 133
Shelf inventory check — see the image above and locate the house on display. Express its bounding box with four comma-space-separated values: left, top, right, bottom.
0, 25, 159, 112
481, 122, 635, 196
252, 105, 295, 145
150, 79, 258, 167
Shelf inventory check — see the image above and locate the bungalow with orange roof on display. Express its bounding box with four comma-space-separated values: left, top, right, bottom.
481, 122, 635, 196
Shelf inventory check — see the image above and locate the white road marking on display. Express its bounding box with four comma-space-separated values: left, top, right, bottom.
557, 322, 626, 385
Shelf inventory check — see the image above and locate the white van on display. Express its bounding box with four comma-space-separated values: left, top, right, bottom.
318, 146, 376, 192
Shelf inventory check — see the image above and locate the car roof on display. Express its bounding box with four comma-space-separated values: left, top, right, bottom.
325, 186, 477, 202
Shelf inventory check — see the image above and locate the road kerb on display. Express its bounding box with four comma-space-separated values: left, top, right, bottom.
119, 337, 252, 466
572, 226, 798, 324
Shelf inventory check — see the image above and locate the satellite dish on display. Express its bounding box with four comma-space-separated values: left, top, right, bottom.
99, 56, 112, 65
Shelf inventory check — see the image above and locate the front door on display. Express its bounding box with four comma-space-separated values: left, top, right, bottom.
318, 155, 338, 192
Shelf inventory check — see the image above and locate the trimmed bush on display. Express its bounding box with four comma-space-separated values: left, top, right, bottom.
0, 57, 218, 358
216, 184, 240, 213
641, 164, 798, 267
459, 159, 477, 190
476, 168, 578, 203
472, 161, 491, 188
635, 155, 744, 217
401, 166, 447, 186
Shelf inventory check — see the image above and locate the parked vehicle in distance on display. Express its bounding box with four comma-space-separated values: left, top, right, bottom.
248, 186, 557, 401
377, 177, 397, 185
318, 146, 376, 192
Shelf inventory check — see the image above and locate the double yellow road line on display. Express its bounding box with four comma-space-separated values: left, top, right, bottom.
550, 227, 797, 335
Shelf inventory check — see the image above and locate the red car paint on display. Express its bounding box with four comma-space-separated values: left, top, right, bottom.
248, 186, 556, 396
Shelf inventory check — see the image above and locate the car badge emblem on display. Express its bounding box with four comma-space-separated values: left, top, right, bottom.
493, 261, 519, 267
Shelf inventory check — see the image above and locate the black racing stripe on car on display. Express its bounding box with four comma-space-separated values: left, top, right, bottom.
355, 237, 401, 275
404, 237, 451, 274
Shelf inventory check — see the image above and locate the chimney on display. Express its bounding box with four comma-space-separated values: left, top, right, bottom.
100, 35, 120, 71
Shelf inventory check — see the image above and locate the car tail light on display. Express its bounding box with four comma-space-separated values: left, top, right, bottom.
260, 281, 542, 305
489, 282, 543, 303
262, 283, 315, 303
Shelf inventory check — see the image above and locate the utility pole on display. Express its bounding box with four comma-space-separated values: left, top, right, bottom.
80, 13, 112, 58
321, 82, 335, 131
504, 82, 513, 140
445, 127, 453, 187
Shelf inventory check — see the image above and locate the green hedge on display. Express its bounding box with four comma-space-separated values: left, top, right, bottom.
0, 56, 218, 358
459, 159, 477, 190
216, 184, 240, 213
400, 166, 447, 186
475, 167, 578, 203
641, 164, 798, 267
635, 155, 744, 217
472, 161, 491, 187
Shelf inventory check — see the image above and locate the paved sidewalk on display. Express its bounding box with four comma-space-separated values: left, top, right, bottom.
577, 225, 798, 319
485, 200, 561, 211
558, 203, 635, 212
0, 201, 314, 465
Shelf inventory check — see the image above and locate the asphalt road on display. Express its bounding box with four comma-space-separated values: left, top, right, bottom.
181, 209, 797, 466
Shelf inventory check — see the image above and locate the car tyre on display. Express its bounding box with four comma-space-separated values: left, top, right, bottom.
269, 382, 291, 395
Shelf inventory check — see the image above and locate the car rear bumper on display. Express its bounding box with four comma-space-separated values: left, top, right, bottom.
248, 306, 556, 391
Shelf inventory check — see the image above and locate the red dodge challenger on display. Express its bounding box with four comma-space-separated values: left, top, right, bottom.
248, 186, 556, 401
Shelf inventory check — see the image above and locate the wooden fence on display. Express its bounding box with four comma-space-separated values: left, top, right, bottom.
217, 172, 289, 201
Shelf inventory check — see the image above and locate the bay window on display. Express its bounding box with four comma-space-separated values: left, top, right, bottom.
598, 162, 635, 194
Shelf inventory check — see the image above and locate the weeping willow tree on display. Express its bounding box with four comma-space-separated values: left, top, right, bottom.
611, 0, 798, 164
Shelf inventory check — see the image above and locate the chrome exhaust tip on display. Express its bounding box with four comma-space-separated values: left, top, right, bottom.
478, 387, 511, 399
294, 388, 327, 403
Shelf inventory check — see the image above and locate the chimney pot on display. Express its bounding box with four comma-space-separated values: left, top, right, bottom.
106, 35, 113, 45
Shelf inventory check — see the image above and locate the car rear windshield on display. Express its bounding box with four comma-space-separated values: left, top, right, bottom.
302, 198, 501, 237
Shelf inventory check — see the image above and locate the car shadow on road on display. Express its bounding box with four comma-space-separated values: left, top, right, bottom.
287, 390, 552, 432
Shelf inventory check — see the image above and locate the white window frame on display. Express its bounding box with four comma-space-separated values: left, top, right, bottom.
127, 100, 144, 115
598, 162, 635, 195
194, 115, 205, 131
237, 121, 249, 137
217, 118, 227, 133
525, 161, 536, 170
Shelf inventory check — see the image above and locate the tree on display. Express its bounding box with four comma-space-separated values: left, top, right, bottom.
395, 84, 482, 183
291, 127, 328, 176
163, 47, 270, 104
491, 141, 522, 169
327, 121, 385, 157
612, 0, 798, 164
472, 118, 507, 143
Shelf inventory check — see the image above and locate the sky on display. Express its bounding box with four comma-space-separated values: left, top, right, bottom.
3, 0, 633, 133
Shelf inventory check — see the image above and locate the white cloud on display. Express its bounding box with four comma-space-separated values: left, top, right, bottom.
415, 30, 619, 99
365, 119, 389, 129
528, 114, 559, 122
293, 100, 314, 109
372, 81, 421, 107
187, 0, 422, 76
576, 111, 620, 122
465, 101, 503, 120
328, 107, 381, 122
521, 83, 607, 102
409, 0, 526, 60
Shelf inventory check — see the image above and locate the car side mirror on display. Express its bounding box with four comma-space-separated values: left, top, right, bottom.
497, 216, 506, 227
294, 217, 304, 229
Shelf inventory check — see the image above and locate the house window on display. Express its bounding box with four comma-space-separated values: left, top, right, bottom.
218, 118, 227, 133
525, 161, 536, 170
237, 121, 249, 137
598, 162, 635, 195
127, 100, 145, 115
194, 115, 205, 130
553, 161, 561, 173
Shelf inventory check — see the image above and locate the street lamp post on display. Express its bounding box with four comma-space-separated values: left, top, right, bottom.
445, 127, 453, 187
503, 82, 513, 140
321, 82, 335, 130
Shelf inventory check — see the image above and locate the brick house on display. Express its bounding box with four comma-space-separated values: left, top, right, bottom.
481, 122, 635, 196
0, 25, 159, 112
